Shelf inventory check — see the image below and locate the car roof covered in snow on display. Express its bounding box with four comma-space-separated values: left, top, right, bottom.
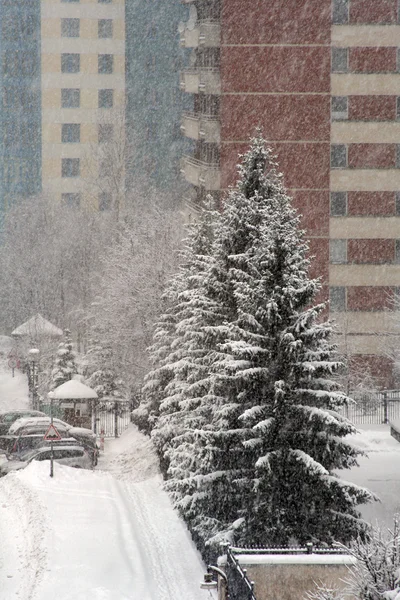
9, 417, 71, 434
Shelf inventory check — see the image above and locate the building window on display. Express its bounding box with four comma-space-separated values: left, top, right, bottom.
331, 48, 348, 73
396, 240, 400, 264
98, 54, 113, 74
397, 97, 400, 121
330, 287, 346, 312
61, 53, 80, 74
396, 192, 400, 215
330, 192, 347, 216
62, 193, 81, 207
98, 124, 113, 143
330, 239, 347, 264
98, 0, 112, 3
99, 192, 111, 210
331, 144, 347, 168
61, 88, 80, 108
62, 0, 79, 3
332, 0, 349, 24
98, 89, 113, 108
331, 96, 348, 121
98, 19, 113, 39
62, 123, 80, 143
61, 18, 80, 38
397, 145, 400, 168
62, 158, 80, 178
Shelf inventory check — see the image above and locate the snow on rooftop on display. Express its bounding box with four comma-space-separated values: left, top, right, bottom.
52, 379, 98, 400
11, 314, 63, 338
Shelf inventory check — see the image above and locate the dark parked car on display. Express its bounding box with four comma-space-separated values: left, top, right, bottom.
0, 410, 47, 436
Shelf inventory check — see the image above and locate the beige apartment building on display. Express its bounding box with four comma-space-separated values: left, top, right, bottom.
41, 0, 125, 209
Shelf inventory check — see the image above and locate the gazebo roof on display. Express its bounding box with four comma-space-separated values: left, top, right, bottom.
52, 380, 98, 400
11, 314, 63, 338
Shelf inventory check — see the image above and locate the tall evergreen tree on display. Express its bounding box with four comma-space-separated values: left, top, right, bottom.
145, 134, 375, 554
50, 329, 78, 389
134, 198, 219, 462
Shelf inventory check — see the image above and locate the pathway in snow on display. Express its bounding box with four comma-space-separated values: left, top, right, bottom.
0, 356, 29, 413
0, 424, 215, 600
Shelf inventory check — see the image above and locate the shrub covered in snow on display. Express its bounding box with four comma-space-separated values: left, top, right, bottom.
344, 517, 400, 600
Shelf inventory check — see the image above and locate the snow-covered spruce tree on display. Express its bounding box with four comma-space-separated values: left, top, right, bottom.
50, 329, 78, 389
134, 198, 219, 459
160, 134, 374, 554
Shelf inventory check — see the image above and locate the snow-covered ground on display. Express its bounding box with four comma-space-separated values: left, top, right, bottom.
1, 356, 400, 599
0, 444, 213, 600
0, 359, 214, 600
342, 425, 400, 528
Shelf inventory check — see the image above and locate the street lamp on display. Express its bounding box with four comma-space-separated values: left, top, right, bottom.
201, 565, 229, 598
27, 348, 40, 410
48, 391, 55, 478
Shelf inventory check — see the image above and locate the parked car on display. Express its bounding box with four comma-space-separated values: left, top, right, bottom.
9, 417, 71, 437
0, 445, 93, 476
0, 410, 47, 435
68, 427, 99, 466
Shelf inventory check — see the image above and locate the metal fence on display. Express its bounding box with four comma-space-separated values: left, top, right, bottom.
226, 546, 257, 600
339, 390, 400, 424
97, 408, 131, 438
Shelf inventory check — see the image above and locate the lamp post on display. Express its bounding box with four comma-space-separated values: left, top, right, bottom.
27, 348, 40, 410
201, 565, 229, 598
48, 391, 55, 478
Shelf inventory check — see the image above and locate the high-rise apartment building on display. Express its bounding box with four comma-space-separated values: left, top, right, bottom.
42, 0, 125, 209
125, 0, 192, 194
0, 0, 126, 213
0, 0, 42, 215
0, 0, 191, 216
179, 0, 400, 387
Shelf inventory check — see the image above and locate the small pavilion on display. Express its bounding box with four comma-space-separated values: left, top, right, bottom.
52, 379, 98, 429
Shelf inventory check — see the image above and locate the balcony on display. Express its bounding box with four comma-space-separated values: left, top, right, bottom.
180, 156, 221, 190
180, 20, 221, 48
181, 112, 220, 143
180, 68, 221, 95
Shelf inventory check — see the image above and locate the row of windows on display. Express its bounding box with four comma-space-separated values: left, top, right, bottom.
331, 144, 400, 169
330, 239, 400, 265
332, 96, 400, 122
60, 123, 114, 143
61, 158, 113, 177
330, 192, 400, 217
61, 18, 113, 39
332, 47, 400, 74
62, 192, 111, 211
333, 0, 400, 25
61, 88, 114, 108
2, 51, 38, 76
61, 53, 114, 74
329, 287, 400, 312
62, 0, 112, 3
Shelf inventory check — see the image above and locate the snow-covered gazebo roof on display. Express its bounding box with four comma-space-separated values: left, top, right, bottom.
11, 314, 63, 338
52, 380, 98, 401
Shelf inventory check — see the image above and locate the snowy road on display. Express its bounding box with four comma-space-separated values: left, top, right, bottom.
0, 458, 214, 600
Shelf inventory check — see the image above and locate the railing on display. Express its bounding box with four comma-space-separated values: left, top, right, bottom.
339, 389, 400, 424
226, 546, 257, 600
182, 111, 219, 122
182, 155, 220, 168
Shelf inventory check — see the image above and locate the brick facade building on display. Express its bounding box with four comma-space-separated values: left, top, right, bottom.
179, 0, 400, 388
